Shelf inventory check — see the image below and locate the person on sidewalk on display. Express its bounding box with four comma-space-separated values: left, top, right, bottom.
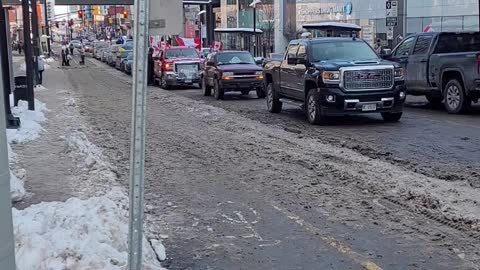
80, 46, 86, 65
61, 43, 68, 66
37, 56, 45, 84
69, 42, 74, 56
18, 41, 23, 55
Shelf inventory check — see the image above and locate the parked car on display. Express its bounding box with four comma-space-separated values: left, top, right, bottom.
153, 46, 202, 89
70, 40, 82, 49
93, 42, 108, 59
384, 32, 480, 114
106, 45, 121, 66
201, 51, 265, 99
125, 53, 134, 75
101, 48, 109, 62
115, 50, 133, 70
263, 37, 406, 124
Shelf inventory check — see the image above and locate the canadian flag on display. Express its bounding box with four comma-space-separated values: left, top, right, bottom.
211, 41, 224, 51
423, 25, 434, 32
176, 37, 201, 49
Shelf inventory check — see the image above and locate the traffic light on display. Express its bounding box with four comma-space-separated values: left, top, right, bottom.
78, 10, 83, 19
123, 10, 128, 19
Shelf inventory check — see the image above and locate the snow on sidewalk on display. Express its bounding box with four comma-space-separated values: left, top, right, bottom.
7, 99, 48, 202
13, 189, 165, 270
8, 94, 167, 269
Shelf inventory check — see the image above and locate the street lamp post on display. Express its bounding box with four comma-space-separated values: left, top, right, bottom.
249, 0, 261, 57
198, 10, 206, 48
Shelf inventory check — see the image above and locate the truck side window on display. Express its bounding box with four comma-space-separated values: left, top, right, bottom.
394, 37, 415, 56
413, 36, 433, 55
297, 45, 307, 59
286, 44, 299, 60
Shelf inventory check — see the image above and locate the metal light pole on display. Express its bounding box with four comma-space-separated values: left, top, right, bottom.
249, 0, 261, 57
43, 0, 51, 56
0, 5, 17, 269
198, 10, 206, 48
31, 0, 39, 84
402, 0, 407, 39
22, 0, 35, 111
127, 0, 149, 268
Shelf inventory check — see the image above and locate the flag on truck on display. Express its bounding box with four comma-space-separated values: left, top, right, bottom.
211, 41, 223, 51
175, 37, 201, 49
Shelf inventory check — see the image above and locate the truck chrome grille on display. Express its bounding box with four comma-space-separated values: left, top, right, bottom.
343, 69, 393, 90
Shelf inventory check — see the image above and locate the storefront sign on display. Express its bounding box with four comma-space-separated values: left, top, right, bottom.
299, 2, 353, 16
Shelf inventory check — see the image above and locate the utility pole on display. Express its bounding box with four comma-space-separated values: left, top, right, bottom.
402, 0, 407, 39
31, 0, 40, 84
0, 5, 17, 269
127, 0, 149, 267
22, 0, 35, 111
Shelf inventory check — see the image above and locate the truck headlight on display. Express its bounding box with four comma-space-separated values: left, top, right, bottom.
255, 71, 263, 75
394, 68, 404, 80
222, 72, 234, 79
322, 71, 340, 84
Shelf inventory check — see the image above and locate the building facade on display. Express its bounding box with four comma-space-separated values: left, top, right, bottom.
218, 0, 480, 50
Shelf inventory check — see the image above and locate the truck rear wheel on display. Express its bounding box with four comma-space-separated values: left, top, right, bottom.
266, 83, 282, 113
381, 112, 403, 122
202, 77, 211, 96
213, 79, 224, 100
444, 79, 471, 114
306, 90, 326, 125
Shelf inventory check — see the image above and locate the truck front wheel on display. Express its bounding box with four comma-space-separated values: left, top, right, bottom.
381, 112, 403, 122
266, 83, 282, 113
213, 79, 224, 100
444, 79, 471, 114
306, 90, 326, 125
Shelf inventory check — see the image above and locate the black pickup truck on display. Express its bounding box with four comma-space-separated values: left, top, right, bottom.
263, 37, 406, 124
384, 32, 480, 114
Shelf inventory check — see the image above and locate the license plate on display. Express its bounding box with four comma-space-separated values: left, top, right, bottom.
362, 104, 377, 111
185, 79, 192, 83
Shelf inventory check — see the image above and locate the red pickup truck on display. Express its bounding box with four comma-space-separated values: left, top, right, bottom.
153, 46, 202, 90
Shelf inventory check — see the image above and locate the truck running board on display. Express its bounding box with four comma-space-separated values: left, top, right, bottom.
279, 98, 305, 109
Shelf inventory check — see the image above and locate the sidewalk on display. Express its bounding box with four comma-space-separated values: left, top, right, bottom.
8, 54, 166, 269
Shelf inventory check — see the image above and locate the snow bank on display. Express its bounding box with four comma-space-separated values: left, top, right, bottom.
10, 172, 26, 203
13, 190, 166, 270
7, 99, 48, 144
7, 98, 48, 201
44, 57, 55, 63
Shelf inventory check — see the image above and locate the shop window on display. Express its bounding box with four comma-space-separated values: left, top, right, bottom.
407, 18, 422, 34
413, 36, 433, 55
441, 16, 463, 32
463, 16, 479, 31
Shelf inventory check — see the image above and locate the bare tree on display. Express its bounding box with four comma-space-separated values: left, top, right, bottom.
258, 0, 274, 56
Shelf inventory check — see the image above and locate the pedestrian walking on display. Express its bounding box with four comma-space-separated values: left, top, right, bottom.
61, 44, 68, 66
37, 56, 45, 84
80, 46, 86, 65
18, 41, 23, 54
69, 42, 74, 56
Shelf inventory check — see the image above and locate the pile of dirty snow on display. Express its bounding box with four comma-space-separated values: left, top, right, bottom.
13, 190, 166, 270
7, 98, 48, 201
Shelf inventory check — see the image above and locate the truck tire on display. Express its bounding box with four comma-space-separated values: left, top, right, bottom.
444, 79, 471, 114
425, 94, 443, 106
241, 90, 250, 95
266, 83, 282, 113
257, 88, 266, 99
213, 79, 224, 100
306, 90, 326, 125
381, 112, 403, 122
161, 74, 172, 90
202, 77, 211, 96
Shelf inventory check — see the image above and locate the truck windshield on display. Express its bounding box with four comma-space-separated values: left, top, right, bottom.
311, 41, 378, 62
165, 49, 199, 59
217, 52, 255, 65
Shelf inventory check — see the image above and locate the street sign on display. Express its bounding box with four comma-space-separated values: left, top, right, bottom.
386, 0, 398, 17
387, 27, 394, 40
386, 17, 398, 27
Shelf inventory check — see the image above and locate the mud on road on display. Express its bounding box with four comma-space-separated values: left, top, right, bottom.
65, 58, 480, 269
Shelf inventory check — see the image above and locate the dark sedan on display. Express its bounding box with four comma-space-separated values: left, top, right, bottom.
125, 53, 134, 74
201, 51, 265, 100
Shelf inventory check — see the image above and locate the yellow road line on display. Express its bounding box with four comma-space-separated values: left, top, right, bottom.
271, 204, 383, 270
